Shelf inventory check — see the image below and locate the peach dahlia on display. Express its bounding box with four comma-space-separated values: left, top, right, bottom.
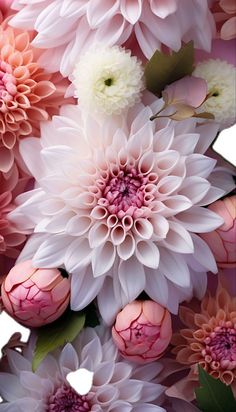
0, 18, 71, 173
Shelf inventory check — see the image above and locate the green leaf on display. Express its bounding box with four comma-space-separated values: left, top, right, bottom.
32, 310, 85, 372
195, 366, 236, 412
144, 41, 194, 96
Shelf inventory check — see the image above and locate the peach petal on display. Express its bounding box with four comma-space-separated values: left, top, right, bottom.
4, 260, 36, 292
115, 301, 142, 331
142, 300, 165, 325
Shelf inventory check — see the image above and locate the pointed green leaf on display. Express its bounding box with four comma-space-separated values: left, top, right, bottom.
195, 366, 236, 412
144, 42, 194, 96
32, 310, 85, 371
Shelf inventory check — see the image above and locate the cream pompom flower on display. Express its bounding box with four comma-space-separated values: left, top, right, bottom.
0, 325, 166, 411
194, 59, 236, 127
9, 102, 234, 324
73, 46, 144, 115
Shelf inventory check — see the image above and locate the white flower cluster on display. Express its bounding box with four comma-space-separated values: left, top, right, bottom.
73, 46, 144, 115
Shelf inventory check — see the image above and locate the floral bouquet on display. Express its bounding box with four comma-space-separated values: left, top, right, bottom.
0, 0, 235, 411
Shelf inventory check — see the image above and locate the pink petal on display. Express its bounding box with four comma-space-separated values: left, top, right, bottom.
163, 76, 207, 108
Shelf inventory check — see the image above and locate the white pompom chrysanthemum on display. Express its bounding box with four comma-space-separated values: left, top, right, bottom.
72, 46, 144, 115
194, 59, 236, 127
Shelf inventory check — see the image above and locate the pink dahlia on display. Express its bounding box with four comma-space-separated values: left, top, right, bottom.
9, 102, 234, 324
10, 0, 215, 76
0, 164, 29, 260
171, 272, 236, 396
0, 17, 72, 173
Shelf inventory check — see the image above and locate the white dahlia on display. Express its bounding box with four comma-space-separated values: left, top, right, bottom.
194, 59, 236, 127
0, 326, 165, 411
9, 102, 234, 323
73, 46, 144, 115
10, 0, 215, 76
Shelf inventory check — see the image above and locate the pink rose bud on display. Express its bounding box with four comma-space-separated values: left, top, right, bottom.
201, 195, 236, 268
1, 260, 70, 327
163, 76, 207, 108
112, 300, 172, 364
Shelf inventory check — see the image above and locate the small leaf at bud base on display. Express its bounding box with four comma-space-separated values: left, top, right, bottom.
32, 309, 86, 372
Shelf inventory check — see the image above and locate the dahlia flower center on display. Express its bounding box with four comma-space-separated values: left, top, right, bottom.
203, 323, 236, 368
0, 60, 17, 104
47, 384, 91, 412
101, 169, 147, 216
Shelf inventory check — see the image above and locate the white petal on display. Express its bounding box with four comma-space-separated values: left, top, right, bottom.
70, 269, 104, 311
45, 211, 75, 233
190, 269, 208, 300
145, 269, 169, 307
117, 234, 136, 260
16, 234, 48, 263
162, 221, 194, 253
195, 123, 219, 154
133, 218, 153, 239
159, 248, 190, 288
66, 215, 92, 236
20, 138, 43, 180
178, 177, 210, 204
175, 206, 224, 232
87, 0, 118, 28
65, 238, 92, 272
191, 233, 217, 273
0, 373, 26, 401
118, 256, 145, 301
120, 0, 142, 24
111, 225, 126, 246
133, 404, 165, 412
59, 344, 79, 375
118, 380, 143, 402
172, 133, 199, 155
151, 215, 169, 238
157, 175, 183, 196
208, 167, 235, 195
197, 186, 225, 206
153, 124, 174, 152
32, 235, 71, 267
136, 241, 160, 269
97, 277, 124, 325
92, 242, 116, 276
89, 223, 110, 248
150, 0, 177, 18
185, 154, 216, 178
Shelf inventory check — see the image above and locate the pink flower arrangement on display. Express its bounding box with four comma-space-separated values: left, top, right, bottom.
1, 260, 70, 327
0, 2, 235, 411
112, 300, 172, 363
201, 196, 236, 268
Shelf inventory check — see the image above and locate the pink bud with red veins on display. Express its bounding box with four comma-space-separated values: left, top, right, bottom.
200, 195, 236, 269
112, 300, 172, 364
1, 260, 70, 327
